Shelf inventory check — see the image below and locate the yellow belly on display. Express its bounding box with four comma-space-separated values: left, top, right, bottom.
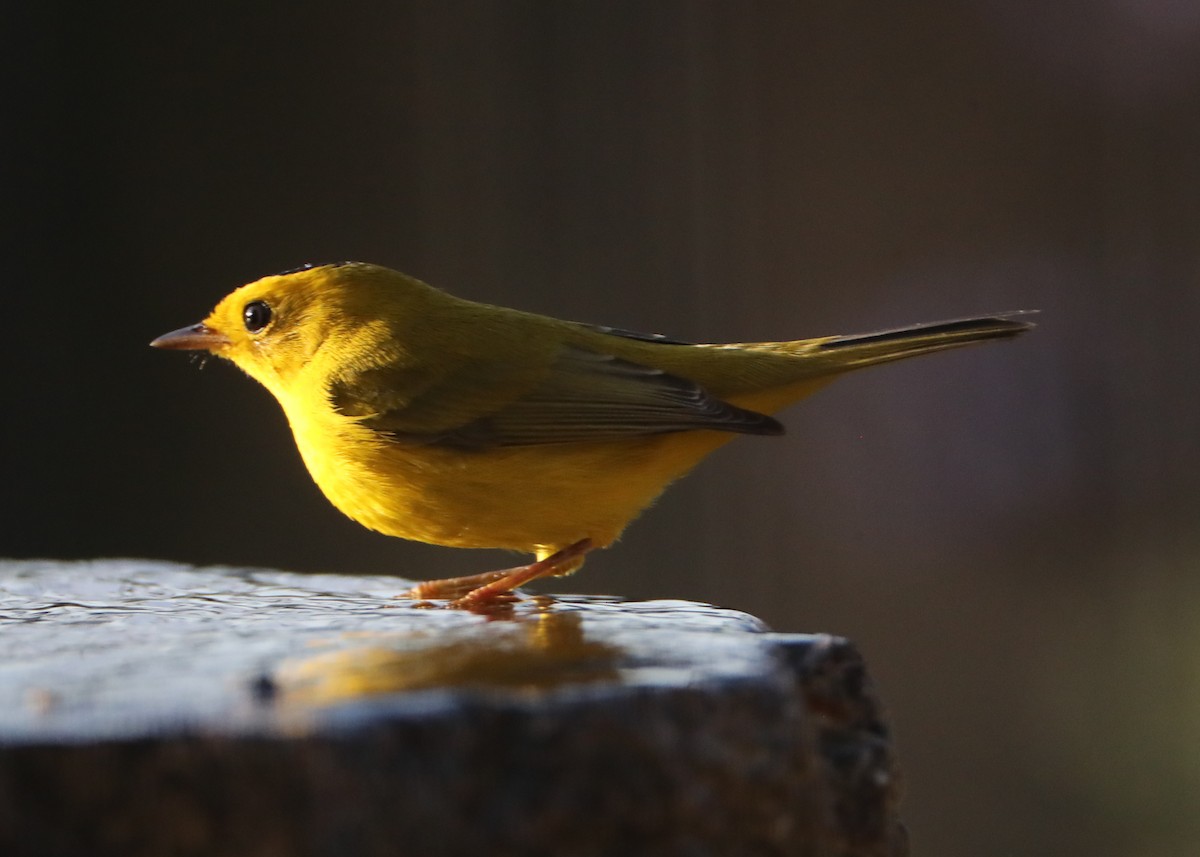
288, 410, 737, 555
280, 379, 826, 557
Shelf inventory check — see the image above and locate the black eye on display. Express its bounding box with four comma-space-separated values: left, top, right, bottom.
243, 301, 272, 333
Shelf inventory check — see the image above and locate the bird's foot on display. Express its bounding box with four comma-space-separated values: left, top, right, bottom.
397, 539, 594, 609
452, 539, 592, 608
402, 569, 517, 601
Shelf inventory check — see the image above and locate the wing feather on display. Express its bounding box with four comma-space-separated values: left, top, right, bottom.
336, 344, 782, 450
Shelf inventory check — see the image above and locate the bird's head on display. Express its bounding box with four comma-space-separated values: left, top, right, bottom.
151, 262, 433, 399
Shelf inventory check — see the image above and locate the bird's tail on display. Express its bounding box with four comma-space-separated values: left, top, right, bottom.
791, 310, 1036, 371
734, 310, 1035, 374
679, 311, 1034, 415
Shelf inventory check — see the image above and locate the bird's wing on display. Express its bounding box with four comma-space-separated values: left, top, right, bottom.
332, 344, 782, 449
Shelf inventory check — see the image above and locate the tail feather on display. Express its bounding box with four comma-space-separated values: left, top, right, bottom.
802, 310, 1036, 371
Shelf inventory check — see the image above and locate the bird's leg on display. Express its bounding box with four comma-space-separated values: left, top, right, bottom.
403, 568, 521, 601
453, 539, 593, 607
450, 539, 594, 607
399, 538, 594, 603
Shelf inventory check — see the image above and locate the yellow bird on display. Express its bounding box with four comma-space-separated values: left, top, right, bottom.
152, 262, 1031, 606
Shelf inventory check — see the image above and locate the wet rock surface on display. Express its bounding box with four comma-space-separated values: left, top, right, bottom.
0, 559, 904, 856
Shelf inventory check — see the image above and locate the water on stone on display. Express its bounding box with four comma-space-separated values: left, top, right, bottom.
0, 559, 782, 744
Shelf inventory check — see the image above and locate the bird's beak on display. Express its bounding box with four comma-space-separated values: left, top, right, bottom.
149, 323, 230, 351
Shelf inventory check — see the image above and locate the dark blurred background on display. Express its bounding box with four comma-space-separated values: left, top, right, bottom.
5, 2, 1199, 854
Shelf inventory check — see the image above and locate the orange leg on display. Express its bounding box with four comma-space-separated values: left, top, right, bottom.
403, 568, 522, 601
453, 539, 593, 608
400, 539, 594, 606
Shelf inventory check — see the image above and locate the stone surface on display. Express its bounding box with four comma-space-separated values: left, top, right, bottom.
0, 559, 904, 856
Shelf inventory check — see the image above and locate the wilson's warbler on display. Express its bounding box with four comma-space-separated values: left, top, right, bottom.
152, 262, 1031, 605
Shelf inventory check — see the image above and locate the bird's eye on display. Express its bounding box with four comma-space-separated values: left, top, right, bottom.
243, 301, 272, 333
